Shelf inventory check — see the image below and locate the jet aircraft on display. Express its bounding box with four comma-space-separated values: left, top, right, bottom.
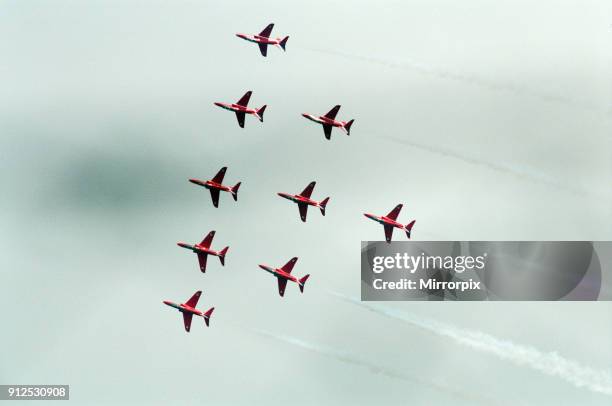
163, 290, 214, 332
277, 181, 329, 222
258, 257, 310, 297
214, 91, 266, 128
236, 23, 289, 57
364, 204, 416, 243
302, 105, 354, 140
189, 167, 241, 208
177, 231, 229, 273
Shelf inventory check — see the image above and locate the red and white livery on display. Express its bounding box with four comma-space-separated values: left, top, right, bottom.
364, 204, 416, 243
302, 105, 354, 140
214, 91, 267, 128
163, 290, 215, 332
278, 181, 329, 222
258, 257, 310, 297
189, 167, 241, 208
177, 231, 229, 273
236, 23, 289, 57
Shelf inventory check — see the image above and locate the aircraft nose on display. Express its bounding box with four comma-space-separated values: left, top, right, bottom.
301, 113, 308, 118
214, 102, 223, 107
188, 178, 198, 184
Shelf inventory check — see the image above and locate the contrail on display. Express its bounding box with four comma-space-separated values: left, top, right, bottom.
302, 47, 610, 118
254, 328, 510, 405
384, 135, 610, 204
332, 292, 612, 396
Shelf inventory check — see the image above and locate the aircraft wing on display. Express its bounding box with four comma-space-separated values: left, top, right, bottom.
236, 91, 252, 107
258, 43, 268, 57
209, 188, 220, 208
323, 124, 333, 140
183, 312, 194, 332
386, 204, 403, 221
277, 277, 288, 297
185, 290, 201, 308
200, 231, 215, 248
298, 202, 308, 222
235, 111, 246, 128
324, 105, 341, 119
280, 257, 298, 274
211, 167, 227, 183
300, 181, 316, 198
259, 23, 274, 38
197, 253, 208, 273
384, 224, 394, 243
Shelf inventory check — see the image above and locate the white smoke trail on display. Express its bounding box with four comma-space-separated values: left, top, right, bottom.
302, 47, 610, 118
253, 328, 509, 405
384, 135, 610, 204
332, 293, 612, 396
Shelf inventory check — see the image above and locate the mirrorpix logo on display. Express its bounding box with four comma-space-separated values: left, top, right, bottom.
370, 251, 486, 292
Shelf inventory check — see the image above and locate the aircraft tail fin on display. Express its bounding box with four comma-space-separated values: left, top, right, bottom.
256, 105, 267, 122
203, 307, 215, 327
405, 220, 416, 239
344, 119, 354, 135
279, 36, 289, 51
231, 182, 241, 201
218, 246, 229, 266
298, 274, 310, 293
319, 197, 330, 216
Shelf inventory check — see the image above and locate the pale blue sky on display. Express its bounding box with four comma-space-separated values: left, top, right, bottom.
1, 1, 611, 404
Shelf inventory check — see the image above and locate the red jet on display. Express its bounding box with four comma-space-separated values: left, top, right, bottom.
364, 204, 416, 243
163, 290, 214, 332
214, 91, 266, 128
258, 257, 310, 297
302, 105, 354, 140
177, 231, 229, 273
236, 23, 289, 57
278, 181, 329, 222
189, 167, 241, 208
